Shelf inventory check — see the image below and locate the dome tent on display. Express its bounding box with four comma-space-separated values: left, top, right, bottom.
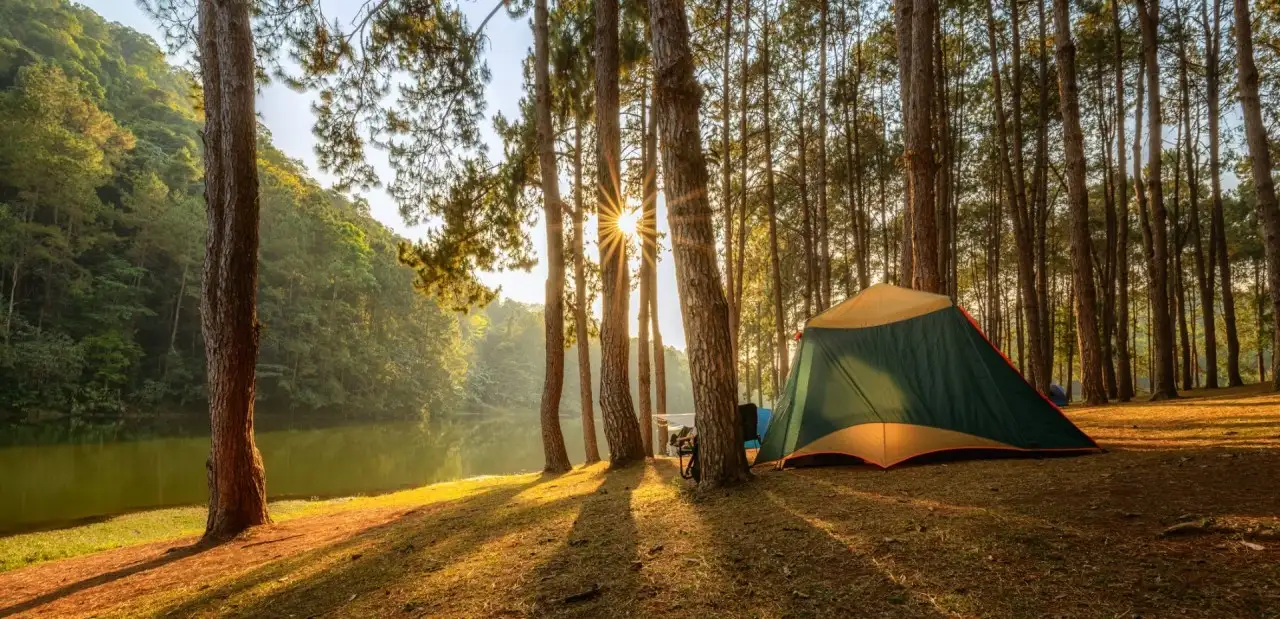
756, 284, 1100, 468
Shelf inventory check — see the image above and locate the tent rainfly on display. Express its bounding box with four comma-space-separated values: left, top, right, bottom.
756, 284, 1101, 468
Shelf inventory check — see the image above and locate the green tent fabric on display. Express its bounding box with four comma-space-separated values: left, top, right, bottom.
756, 284, 1100, 468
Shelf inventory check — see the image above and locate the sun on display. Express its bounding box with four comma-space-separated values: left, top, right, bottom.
616, 207, 640, 238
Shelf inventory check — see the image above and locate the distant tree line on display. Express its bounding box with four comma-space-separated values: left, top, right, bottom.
0, 0, 695, 431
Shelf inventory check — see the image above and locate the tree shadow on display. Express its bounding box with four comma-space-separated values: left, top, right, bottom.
517, 463, 645, 617
151, 475, 557, 618
787, 453, 1280, 617
0, 543, 207, 616
683, 470, 946, 617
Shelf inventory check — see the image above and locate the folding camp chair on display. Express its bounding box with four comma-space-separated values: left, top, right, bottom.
677, 435, 699, 482
739, 403, 761, 448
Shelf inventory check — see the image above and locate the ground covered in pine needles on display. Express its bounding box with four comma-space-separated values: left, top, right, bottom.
2, 385, 1278, 618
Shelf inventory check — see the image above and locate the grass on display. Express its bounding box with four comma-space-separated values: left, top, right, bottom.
1, 385, 1278, 618
0, 476, 519, 572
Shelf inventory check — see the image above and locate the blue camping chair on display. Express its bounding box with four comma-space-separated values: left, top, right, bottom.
740, 403, 772, 448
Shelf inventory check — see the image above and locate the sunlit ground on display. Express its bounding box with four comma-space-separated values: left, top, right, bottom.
1, 385, 1277, 618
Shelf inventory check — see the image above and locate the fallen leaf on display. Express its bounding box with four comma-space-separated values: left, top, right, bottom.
1240, 541, 1265, 551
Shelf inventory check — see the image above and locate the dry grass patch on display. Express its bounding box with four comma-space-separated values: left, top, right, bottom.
0, 386, 1278, 618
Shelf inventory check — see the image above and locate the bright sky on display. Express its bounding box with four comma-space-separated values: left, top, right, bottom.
80, 0, 690, 349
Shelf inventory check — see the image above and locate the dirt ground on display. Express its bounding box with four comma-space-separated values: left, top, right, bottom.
1, 385, 1278, 618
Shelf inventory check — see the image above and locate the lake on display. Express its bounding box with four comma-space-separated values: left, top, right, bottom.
0, 416, 605, 533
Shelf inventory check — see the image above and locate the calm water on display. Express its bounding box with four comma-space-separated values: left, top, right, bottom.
0, 417, 602, 533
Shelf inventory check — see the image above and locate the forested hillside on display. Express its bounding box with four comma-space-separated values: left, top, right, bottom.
0, 0, 692, 435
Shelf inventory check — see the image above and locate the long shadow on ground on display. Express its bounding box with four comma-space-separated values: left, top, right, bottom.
0, 544, 205, 616
780, 446, 1280, 618
152, 475, 555, 618
686, 466, 946, 618
517, 464, 646, 617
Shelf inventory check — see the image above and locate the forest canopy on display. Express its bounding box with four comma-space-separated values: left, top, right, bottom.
0, 0, 694, 437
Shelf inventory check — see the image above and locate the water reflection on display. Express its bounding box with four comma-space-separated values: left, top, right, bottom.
0, 417, 605, 533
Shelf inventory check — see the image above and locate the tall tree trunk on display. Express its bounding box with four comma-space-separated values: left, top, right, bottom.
1178, 7, 1216, 389
907, 0, 939, 292
817, 0, 831, 309
1066, 275, 1075, 402
1134, 28, 1155, 393
840, 12, 857, 297
1136, 0, 1178, 399
1235, 0, 1280, 389
163, 262, 189, 379
651, 276, 668, 452
1113, 0, 1134, 401
896, 0, 915, 284
984, 0, 1048, 391
798, 61, 815, 318
763, 0, 788, 387
649, 0, 750, 486
1172, 122, 1193, 390
638, 81, 655, 458
721, 0, 737, 366
198, 0, 270, 542
1097, 66, 1119, 400
596, 0, 646, 463
534, 0, 573, 473
1259, 260, 1268, 383
935, 13, 953, 298
1053, 0, 1106, 405
879, 79, 891, 284
734, 0, 751, 344
850, 9, 870, 291
1203, 0, 1242, 386
1033, 0, 1052, 377
572, 119, 601, 464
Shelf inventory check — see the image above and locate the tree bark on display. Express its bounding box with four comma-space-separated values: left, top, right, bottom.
1172, 119, 1192, 390
596, 0, 646, 463
847, 8, 870, 292
896, 0, 915, 285
1033, 0, 1052, 378
798, 60, 815, 318
934, 13, 952, 297
1097, 66, 1119, 400
162, 262, 189, 379
1259, 259, 1268, 383
733, 0, 751, 357
651, 268, 668, 452
763, 0, 788, 388
638, 82, 655, 459
198, 0, 270, 542
649, 0, 751, 486
534, 0, 573, 473
984, 0, 1048, 392
571, 119, 600, 464
1113, 0, 1134, 401
721, 0, 737, 367
1203, 0, 1242, 386
1234, 0, 1280, 390
1136, 0, 1178, 399
907, 0, 939, 293
817, 0, 831, 309
1177, 7, 1216, 389
1053, 0, 1106, 405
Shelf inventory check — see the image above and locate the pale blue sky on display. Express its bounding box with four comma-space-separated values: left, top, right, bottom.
79, 0, 689, 349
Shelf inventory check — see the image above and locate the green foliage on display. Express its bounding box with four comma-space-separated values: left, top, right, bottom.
0, 0, 697, 434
